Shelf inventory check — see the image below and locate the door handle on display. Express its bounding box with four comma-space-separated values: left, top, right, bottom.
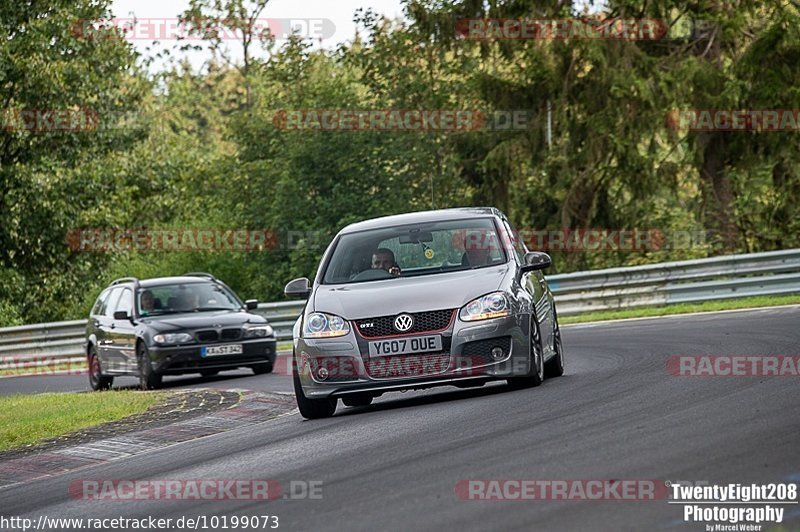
110, 323, 116, 329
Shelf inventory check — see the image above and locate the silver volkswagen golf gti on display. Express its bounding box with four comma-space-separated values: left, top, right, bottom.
284, 207, 564, 419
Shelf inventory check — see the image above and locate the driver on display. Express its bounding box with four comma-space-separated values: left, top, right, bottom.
372, 248, 401, 276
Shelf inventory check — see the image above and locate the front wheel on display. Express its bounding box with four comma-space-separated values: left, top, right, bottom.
88, 348, 113, 391
508, 313, 544, 389
137, 343, 162, 390
293, 355, 336, 419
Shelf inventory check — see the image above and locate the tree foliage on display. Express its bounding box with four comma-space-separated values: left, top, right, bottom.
1, 0, 799, 324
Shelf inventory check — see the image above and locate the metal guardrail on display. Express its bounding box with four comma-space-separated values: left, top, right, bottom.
547, 248, 800, 314
2, 249, 799, 369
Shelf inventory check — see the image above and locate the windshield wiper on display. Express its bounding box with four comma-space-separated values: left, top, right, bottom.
192, 307, 236, 312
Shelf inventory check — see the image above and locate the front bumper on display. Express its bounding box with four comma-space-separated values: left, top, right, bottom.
295, 313, 531, 399
149, 338, 277, 375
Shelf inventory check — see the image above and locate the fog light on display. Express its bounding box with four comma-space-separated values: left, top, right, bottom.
317, 367, 329, 380
491, 347, 505, 360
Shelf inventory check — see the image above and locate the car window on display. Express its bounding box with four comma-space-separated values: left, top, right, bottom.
322, 217, 507, 284
115, 288, 133, 316
103, 287, 123, 318
91, 289, 110, 316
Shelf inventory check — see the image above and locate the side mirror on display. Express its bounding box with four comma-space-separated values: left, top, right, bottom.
245, 299, 259, 311
284, 277, 311, 299
520, 252, 552, 273
113, 310, 130, 321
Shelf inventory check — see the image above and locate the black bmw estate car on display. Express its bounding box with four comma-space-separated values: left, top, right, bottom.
86, 273, 276, 390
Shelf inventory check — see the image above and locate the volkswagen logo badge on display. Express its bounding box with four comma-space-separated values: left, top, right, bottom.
394, 313, 414, 332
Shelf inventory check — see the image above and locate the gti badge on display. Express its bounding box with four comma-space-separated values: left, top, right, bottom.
393, 313, 414, 332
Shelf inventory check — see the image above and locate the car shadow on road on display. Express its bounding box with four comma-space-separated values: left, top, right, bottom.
334, 381, 534, 417
333, 373, 573, 418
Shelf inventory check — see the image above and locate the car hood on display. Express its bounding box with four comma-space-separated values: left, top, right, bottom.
313, 265, 511, 319
140, 310, 265, 331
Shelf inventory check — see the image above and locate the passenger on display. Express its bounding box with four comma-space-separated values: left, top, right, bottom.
462, 231, 491, 267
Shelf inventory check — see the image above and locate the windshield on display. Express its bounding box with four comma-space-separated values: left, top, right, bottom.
137, 282, 242, 316
322, 217, 507, 284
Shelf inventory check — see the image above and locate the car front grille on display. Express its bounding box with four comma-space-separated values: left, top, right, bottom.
355, 309, 455, 338
196, 330, 219, 342
221, 328, 241, 340
195, 328, 242, 342
365, 353, 450, 379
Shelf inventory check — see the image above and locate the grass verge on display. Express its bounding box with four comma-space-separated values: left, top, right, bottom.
560, 294, 800, 325
0, 391, 164, 452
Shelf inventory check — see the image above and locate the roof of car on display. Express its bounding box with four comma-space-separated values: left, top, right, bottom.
140, 276, 217, 288
109, 276, 218, 289
339, 207, 503, 234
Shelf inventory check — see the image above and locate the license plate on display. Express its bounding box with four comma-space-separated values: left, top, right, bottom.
368, 335, 442, 357
201, 344, 243, 357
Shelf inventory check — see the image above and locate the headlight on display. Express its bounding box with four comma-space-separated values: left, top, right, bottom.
304, 312, 350, 338
459, 292, 511, 321
153, 332, 194, 345
244, 325, 274, 338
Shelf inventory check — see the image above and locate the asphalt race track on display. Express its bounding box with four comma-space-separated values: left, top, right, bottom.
1, 306, 798, 531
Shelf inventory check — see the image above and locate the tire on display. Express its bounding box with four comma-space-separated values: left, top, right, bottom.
545, 304, 565, 378
137, 343, 162, 390
251, 362, 273, 375
88, 347, 113, 391
200, 369, 219, 377
293, 354, 336, 419
507, 312, 544, 389
342, 394, 373, 407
